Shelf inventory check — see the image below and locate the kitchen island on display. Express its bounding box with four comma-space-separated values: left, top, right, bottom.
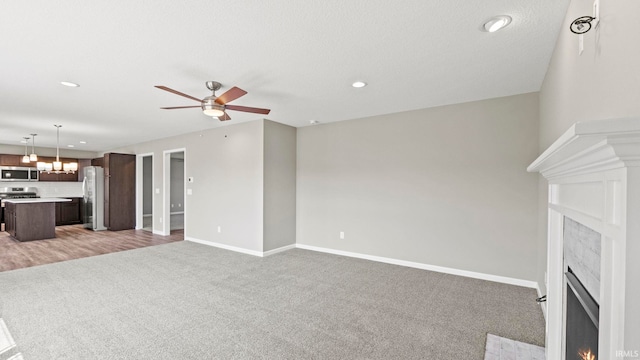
4, 198, 71, 241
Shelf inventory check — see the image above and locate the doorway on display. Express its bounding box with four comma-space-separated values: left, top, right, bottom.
169, 152, 184, 231
136, 153, 153, 232
162, 148, 186, 236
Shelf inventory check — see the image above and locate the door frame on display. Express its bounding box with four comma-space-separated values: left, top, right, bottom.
135, 152, 154, 231
162, 148, 186, 236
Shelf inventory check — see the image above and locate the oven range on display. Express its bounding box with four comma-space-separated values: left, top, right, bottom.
0, 187, 39, 232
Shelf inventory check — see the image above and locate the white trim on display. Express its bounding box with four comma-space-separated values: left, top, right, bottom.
0, 318, 17, 355
295, 244, 538, 289
186, 237, 264, 257
185, 237, 296, 257
536, 283, 547, 321
263, 244, 296, 257
162, 148, 186, 237
169, 211, 184, 215
528, 117, 640, 358
135, 152, 154, 231
152, 229, 165, 236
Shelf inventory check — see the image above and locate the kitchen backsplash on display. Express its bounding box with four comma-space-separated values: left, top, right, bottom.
5, 181, 83, 198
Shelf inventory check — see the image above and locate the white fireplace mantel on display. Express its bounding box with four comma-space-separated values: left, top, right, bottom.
528, 117, 640, 360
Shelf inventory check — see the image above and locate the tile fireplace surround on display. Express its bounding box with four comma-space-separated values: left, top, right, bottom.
528, 118, 640, 359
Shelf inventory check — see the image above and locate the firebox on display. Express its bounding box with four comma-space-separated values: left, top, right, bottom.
565, 268, 599, 360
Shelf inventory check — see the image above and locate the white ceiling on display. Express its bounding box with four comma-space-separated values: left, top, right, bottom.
0, 0, 569, 152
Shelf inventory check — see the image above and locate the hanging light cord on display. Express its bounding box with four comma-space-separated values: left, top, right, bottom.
55, 124, 61, 162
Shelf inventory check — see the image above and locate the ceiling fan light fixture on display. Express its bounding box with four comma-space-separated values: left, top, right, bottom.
483, 15, 512, 32
202, 96, 225, 117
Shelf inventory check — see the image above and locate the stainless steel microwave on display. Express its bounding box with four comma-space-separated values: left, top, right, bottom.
0, 166, 39, 182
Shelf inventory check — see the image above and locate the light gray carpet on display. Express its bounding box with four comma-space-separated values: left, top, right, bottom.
0, 242, 545, 359
484, 334, 545, 360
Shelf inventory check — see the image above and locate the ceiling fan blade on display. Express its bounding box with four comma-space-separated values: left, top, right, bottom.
215, 87, 247, 105
218, 112, 232, 121
160, 106, 202, 109
225, 105, 271, 115
155, 86, 202, 103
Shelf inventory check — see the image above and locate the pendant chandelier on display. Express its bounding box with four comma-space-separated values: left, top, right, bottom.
21, 136, 31, 163
36, 125, 78, 173
30, 134, 38, 161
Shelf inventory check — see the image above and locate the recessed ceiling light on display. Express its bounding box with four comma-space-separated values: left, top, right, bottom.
483, 15, 512, 33
309, 120, 319, 125
352, 81, 367, 88
60, 81, 79, 87
79, 141, 87, 144
67, 144, 75, 148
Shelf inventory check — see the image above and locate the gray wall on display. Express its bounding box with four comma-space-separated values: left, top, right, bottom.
170, 155, 184, 213
263, 120, 297, 252
110, 119, 296, 253
297, 93, 540, 281
110, 120, 265, 252
143, 156, 152, 215
539, 0, 640, 150
536, 0, 640, 296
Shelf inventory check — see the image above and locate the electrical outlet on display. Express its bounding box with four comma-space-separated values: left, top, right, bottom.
217, 226, 221, 233
340, 231, 345, 240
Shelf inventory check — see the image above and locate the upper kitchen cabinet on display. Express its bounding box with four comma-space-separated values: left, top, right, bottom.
0, 154, 21, 166
91, 157, 104, 167
103, 153, 135, 231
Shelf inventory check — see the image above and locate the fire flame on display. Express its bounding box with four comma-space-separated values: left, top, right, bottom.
578, 348, 595, 360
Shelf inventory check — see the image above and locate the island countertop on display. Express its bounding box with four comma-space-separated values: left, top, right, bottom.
2, 197, 72, 204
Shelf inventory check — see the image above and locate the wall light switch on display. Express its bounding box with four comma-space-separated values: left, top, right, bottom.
155, 188, 160, 194
217, 226, 221, 233
340, 231, 345, 240
188, 177, 194, 183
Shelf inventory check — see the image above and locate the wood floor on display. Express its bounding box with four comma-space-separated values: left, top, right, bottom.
0, 224, 184, 272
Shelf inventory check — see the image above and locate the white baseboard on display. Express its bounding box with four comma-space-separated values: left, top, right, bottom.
0, 318, 17, 356
170, 211, 184, 215
181, 237, 539, 289
152, 229, 167, 236
186, 237, 296, 258
263, 244, 296, 257
185, 237, 261, 257
536, 284, 547, 321
295, 243, 539, 289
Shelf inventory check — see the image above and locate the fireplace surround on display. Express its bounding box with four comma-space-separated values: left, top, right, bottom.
565, 268, 599, 360
528, 118, 640, 359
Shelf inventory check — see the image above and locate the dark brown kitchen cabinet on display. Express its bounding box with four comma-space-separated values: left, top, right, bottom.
0, 154, 21, 166
104, 153, 135, 231
55, 198, 82, 226
91, 157, 104, 167
4, 201, 56, 241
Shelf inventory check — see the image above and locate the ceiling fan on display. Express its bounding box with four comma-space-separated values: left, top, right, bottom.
155, 81, 270, 121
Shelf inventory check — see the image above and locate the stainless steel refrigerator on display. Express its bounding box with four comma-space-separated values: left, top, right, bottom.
83, 166, 107, 231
